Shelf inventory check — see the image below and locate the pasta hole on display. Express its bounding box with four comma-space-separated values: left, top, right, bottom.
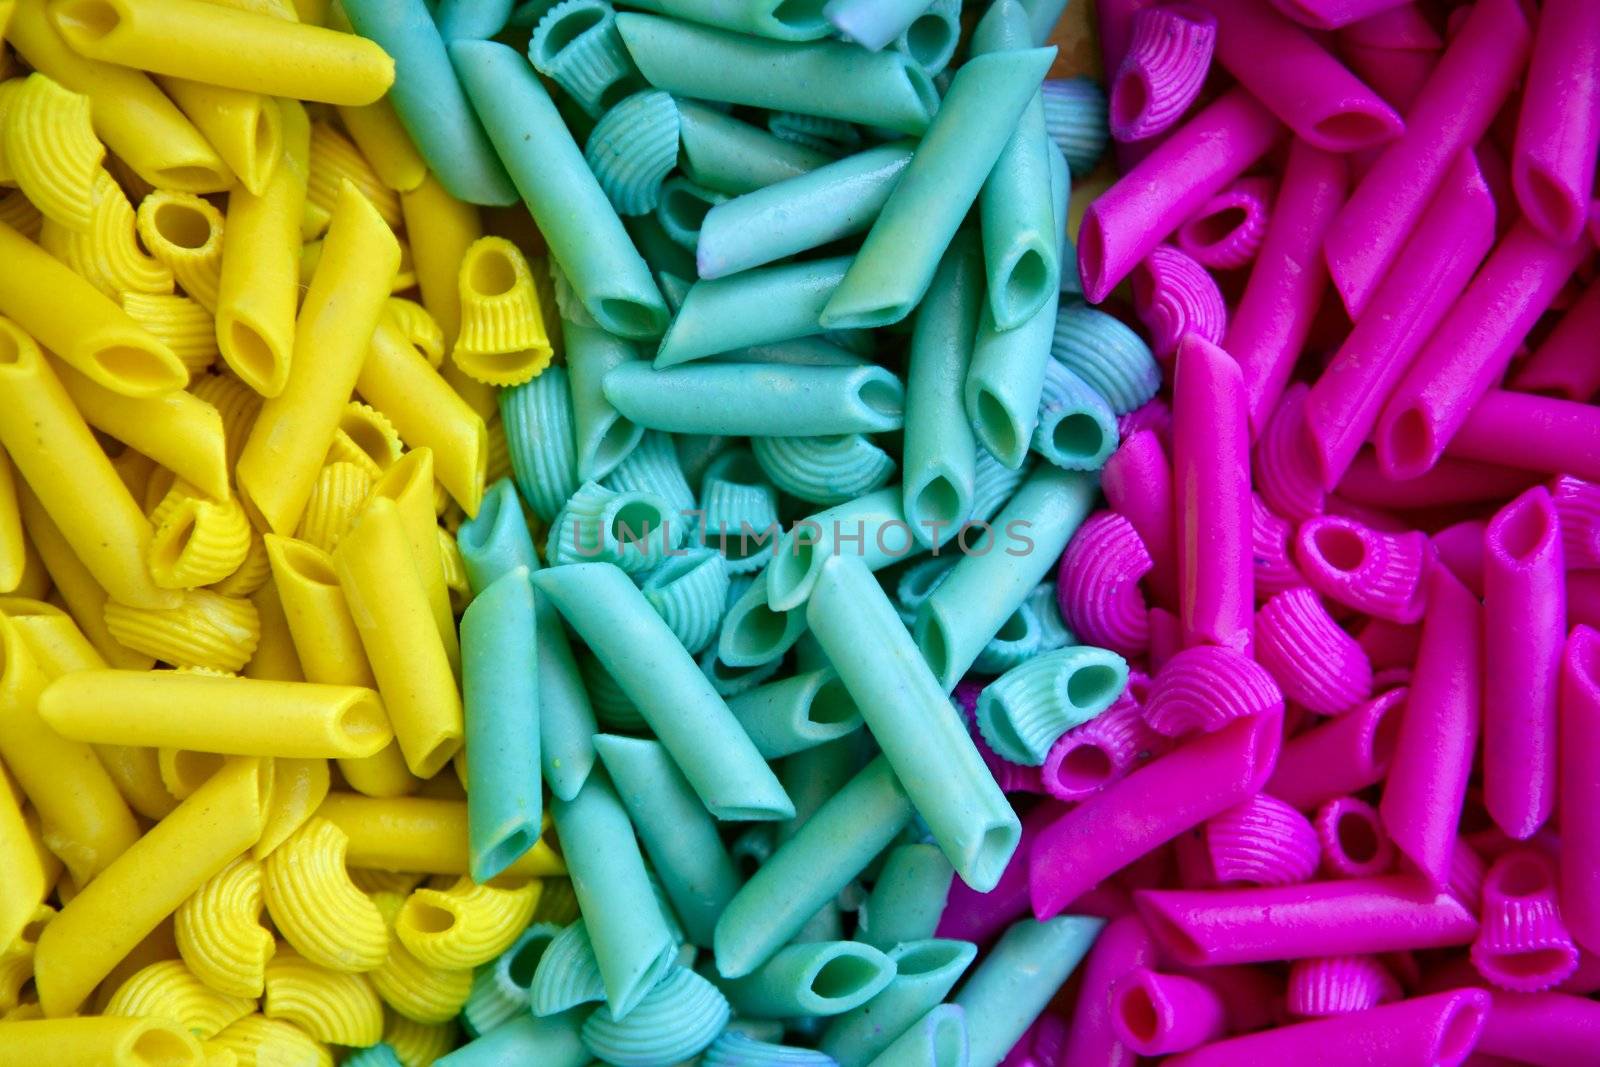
610, 498, 666, 545
157, 515, 197, 569
152, 202, 215, 249
282, 539, 339, 587
1435, 996, 1488, 1066
857, 377, 904, 420
1111, 70, 1150, 130
127, 1026, 196, 1067
339, 697, 390, 748
408, 901, 457, 934
19, 916, 48, 944
1520, 166, 1580, 240
590, 419, 639, 478
1055, 743, 1114, 791
768, 538, 815, 606
901, 63, 940, 122
1137, 904, 1206, 965
995, 609, 1031, 643
94, 344, 181, 392
1001, 249, 1050, 319
1313, 524, 1365, 571
469, 250, 518, 297
1381, 407, 1433, 476
596, 298, 661, 338
661, 186, 714, 236
807, 676, 859, 726
1187, 205, 1249, 249
49, 0, 122, 43
506, 928, 550, 987
1492, 495, 1554, 562
1493, 948, 1573, 980
1067, 664, 1120, 709
809, 953, 880, 1000
707, 449, 764, 486
1052, 413, 1105, 458
478, 828, 535, 886
251, 109, 280, 175
1368, 691, 1404, 768
916, 613, 953, 686
930, 1011, 965, 1067
726, 601, 789, 661
154, 165, 227, 189
1494, 855, 1552, 898
414, 738, 458, 778
770, 0, 827, 33
1117, 983, 1161, 1044
1310, 109, 1393, 151
1336, 809, 1380, 864
903, 13, 954, 67
224, 319, 279, 389
893, 941, 963, 977
1078, 212, 1108, 297
974, 389, 1018, 460
536, 5, 604, 60
911, 475, 963, 531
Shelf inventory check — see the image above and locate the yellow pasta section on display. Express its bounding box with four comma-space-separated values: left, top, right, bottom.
2, 72, 103, 231
241, 579, 303, 684
254, 757, 329, 858
338, 100, 425, 195
188, 372, 263, 473
348, 868, 422, 897
307, 119, 400, 228
148, 481, 253, 590
369, 893, 471, 1025
368, 450, 459, 671
296, 461, 373, 553
121, 292, 218, 376
161, 78, 281, 198
383, 1011, 458, 1067
137, 190, 225, 313
437, 529, 470, 616
261, 816, 388, 973
0, 188, 42, 238
104, 959, 255, 1039
39, 170, 172, 299
209, 530, 269, 597
262, 948, 383, 1046
401, 173, 479, 349
385, 298, 445, 368
451, 237, 554, 388
0, 906, 54, 1015
175, 856, 274, 999
0, 78, 23, 182
0, 766, 50, 953
211, 1014, 331, 1067
159, 747, 226, 800
395, 877, 540, 971
315, 795, 566, 879
0, 1016, 204, 1066
333, 401, 405, 472
0, 450, 23, 596
103, 588, 261, 672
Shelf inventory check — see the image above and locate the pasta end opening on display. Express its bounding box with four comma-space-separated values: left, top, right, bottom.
807, 676, 859, 726
930, 1010, 965, 1067
808, 951, 882, 1000
973, 388, 1019, 464
1116, 980, 1161, 1044
770, 0, 827, 34
1053, 743, 1113, 793
1312, 524, 1365, 572
222, 317, 281, 393
1434, 995, 1487, 1067
1517, 165, 1582, 243
94, 343, 184, 394
903, 13, 955, 68
1336, 808, 1380, 864
49, 0, 122, 45
1052, 412, 1105, 459
126, 1024, 196, 1067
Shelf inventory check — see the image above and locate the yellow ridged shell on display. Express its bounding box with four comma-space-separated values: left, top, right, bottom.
262, 818, 389, 973
176, 857, 275, 999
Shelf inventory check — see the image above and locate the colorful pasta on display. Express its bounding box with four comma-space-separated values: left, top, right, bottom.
175, 856, 274, 998
2, 73, 101, 231
1109, 5, 1214, 142
103, 959, 253, 1039
39, 171, 171, 300
261, 817, 388, 974
1049, 302, 1159, 415
102, 589, 261, 672
395, 877, 539, 971
579, 964, 730, 1067
1253, 587, 1372, 716
262, 949, 384, 1046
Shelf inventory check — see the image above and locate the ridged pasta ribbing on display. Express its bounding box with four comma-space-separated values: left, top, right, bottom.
1295, 515, 1427, 622
1313, 796, 1395, 878
212, 1014, 333, 1067
976, 645, 1130, 765
641, 549, 729, 655
210, 529, 271, 597
501, 367, 580, 522
1041, 696, 1157, 800
263, 949, 384, 1046
1255, 384, 1325, 521
334, 401, 405, 472
1143, 645, 1284, 737
1255, 587, 1373, 715
1050, 303, 1160, 415
1204, 793, 1321, 886
1057, 511, 1151, 657
1109, 5, 1216, 141
1471, 849, 1579, 992
104, 588, 261, 671
603, 430, 696, 514
971, 448, 1031, 522
40, 171, 173, 299
1132, 245, 1227, 361
895, 556, 956, 627
462, 923, 561, 1037
3, 73, 103, 231
121, 292, 217, 375
136, 190, 225, 313
1040, 78, 1108, 177
1286, 956, 1401, 1017
586, 90, 680, 216
548, 480, 678, 574
1550, 474, 1600, 569
580, 965, 730, 1066
368, 893, 474, 1024
529, 0, 641, 116
104, 959, 254, 1039
750, 434, 895, 508
453, 237, 554, 387
190, 372, 264, 471
1033, 358, 1119, 471
396, 877, 541, 971
175, 856, 275, 998
296, 462, 375, 554
529, 919, 615, 1017
972, 602, 1047, 677
766, 111, 862, 155
383, 1015, 459, 1065
306, 120, 401, 230
1177, 175, 1275, 270
1252, 493, 1305, 601
147, 480, 253, 589
261, 818, 388, 974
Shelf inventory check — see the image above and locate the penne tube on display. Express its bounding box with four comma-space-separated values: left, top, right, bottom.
335, 497, 463, 778
1102, 429, 1177, 608
725, 669, 862, 761
604, 361, 904, 438
47, 0, 395, 105
451, 40, 667, 341
433, 1012, 586, 1067
341, 0, 516, 206
316, 793, 562, 877
432, 0, 511, 40
655, 256, 852, 369
401, 172, 480, 349
0, 753, 51, 953
1059, 914, 1158, 1067
34, 756, 270, 1016
594, 733, 740, 948
215, 99, 308, 399
1269, 0, 1410, 29
718, 575, 805, 670
1265, 688, 1403, 811
964, 279, 1059, 470
767, 488, 911, 612
0, 451, 23, 595
367, 450, 460, 672
1511, 278, 1600, 402
1322, 0, 1531, 316
1476, 991, 1600, 1067
809, 555, 1018, 892
0, 1016, 203, 1066
39, 670, 392, 759
856, 846, 953, 952
824, 0, 933, 50
337, 98, 426, 194
236, 181, 400, 534
614, 0, 829, 41
1562, 628, 1600, 956
1448, 389, 1600, 480
718, 940, 894, 1020
1336, 453, 1537, 512
820, 939, 974, 1067
675, 99, 830, 197
159, 78, 280, 197
821, 45, 1054, 330
1511, 0, 1600, 243
564, 319, 644, 483
954, 916, 1103, 1067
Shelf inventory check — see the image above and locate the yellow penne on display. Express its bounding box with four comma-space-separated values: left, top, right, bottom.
120, 292, 216, 376
34, 756, 270, 1016
93, 742, 174, 820
252, 756, 327, 857
0, 766, 50, 953
0, 449, 23, 596
39, 169, 173, 299
296, 461, 373, 554
368, 450, 460, 671
236, 181, 399, 534
103, 588, 262, 672
400, 171, 479, 350
0, 1016, 204, 1066
338, 98, 426, 194
136, 189, 224, 313
383, 1011, 457, 1066
161, 77, 281, 197
261, 816, 388, 973
241, 579, 304, 682
188, 372, 264, 472
348, 869, 422, 897
0, 188, 42, 238
262, 949, 383, 1047
86, 915, 181, 1016
0, 905, 56, 1015
211, 1014, 331, 1067
159, 747, 225, 800
2, 72, 102, 230
315, 794, 565, 879
216, 99, 307, 398
307, 119, 400, 229
147, 480, 253, 589
103, 959, 254, 1039
174, 856, 274, 999
395, 878, 540, 971
47, 0, 394, 105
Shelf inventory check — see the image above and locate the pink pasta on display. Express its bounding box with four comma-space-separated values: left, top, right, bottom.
1176, 176, 1274, 271
1143, 645, 1284, 738
1334, 6, 1442, 112
1285, 955, 1401, 1017
1102, 430, 1178, 609
1254, 587, 1373, 716
1251, 493, 1304, 602
1560, 627, 1600, 958
1293, 515, 1427, 623
1509, 279, 1600, 403
1204, 793, 1320, 886
1255, 384, 1325, 522
1131, 245, 1226, 362
1471, 849, 1579, 993
1108, 967, 1226, 1056
1548, 475, 1600, 571
1061, 913, 1156, 1067
1266, 687, 1403, 811
956, 681, 1044, 796
1109, 4, 1216, 142
1056, 511, 1151, 659
1510, 0, 1600, 243
1042, 695, 1159, 801
1447, 390, 1600, 485
1314, 796, 1394, 879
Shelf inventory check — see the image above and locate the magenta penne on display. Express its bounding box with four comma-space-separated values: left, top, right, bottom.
1431, 520, 1486, 598
1135, 875, 1479, 966
1109, 968, 1226, 1056
1160, 990, 1488, 1067
1028, 710, 1282, 919
1509, 278, 1600, 401
934, 798, 1064, 946
1060, 913, 1154, 1067
1225, 143, 1344, 434
1336, 452, 1538, 511
1269, 0, 1413, 31
1337, 16, 1440, 114
1109, 4, 1215, 142
1476, 991, 1600, 1067
1195, 0, 1401, 152
1446, 390, 1600, 483
1481, 488, 1564, 841
1265, 688, 1402, 811
1077, 87, 1283, 303
1559, 627, 1600, 956
1471, 849, 1579, 992
1322, 0, 1531, 317
1374, 221, 1588, 480
1131, 245, 1225, 362
1379, 563, 1480, 887
1103, 430, 1178, 609
1511, 0, 1600, 242
1173, 334, 1252, 652
1302, 151, 1495, 490
1356, 618, 1420, 672
1569, 573, 1600, 632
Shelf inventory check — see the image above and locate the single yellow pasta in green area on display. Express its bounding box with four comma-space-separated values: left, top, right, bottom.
103, 959, 255, 1039
395, 877, 540, 971
103, 588, 261, 672
367, 891, 472, 1025
261, 816, 388, 973
263, 947, 384, 1047
147, 480, 253, 590
211, 1013, 332, 1067
121, 292, 217, 376
175, 856, 275, 999
136, 189, 224, 313
39, 170, 172, 300
450, 236, 554, 388
2, 72, 103, 231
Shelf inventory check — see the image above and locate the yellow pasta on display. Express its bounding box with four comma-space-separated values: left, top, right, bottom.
95, 743, 174, 820
121, 292, 219, 376
262, 948, 383, 1046
369, 450, 460, 670
236, 180, 400, 534
315, 795, 565, 878
261, 816, 388, 973
159, 747, 226, 800
174, 856, 274, 999
254, 756, 328, 857
2, 72, 103, 230
0, 906, 54, 1015
383, 1011, 458, 1067
34, 756, 269, 1016
86, 915, 180, 1016
348, 868, 423, 897
0, 450, 23, 596
296, 461, 373, 553
400, 172, 478, 351
188, 372, 263, 473
136, 190, 225, 313
300, 196, 329, 241
483, 417, 512, 487
0, 766, 50, 953
147, 481, 253, 590
437, 528, 470, 616
0, 187, 42, 238
335, 496, 462, 778
307, 119, 400, 228
0, 80, 20, 183
369, 894, 471, 1025
297, 234, 416, 294
103, 588, 262, 672
385, 297, 445, 367
241, 580, 304, 683
210, 1014, 331, 1067
395, 878, 540, 971
104, 959, 255, 1038
450, 236, 554, 388
39, 169, 173, 299
334, 401, 405, 472
209, 529, 269, 598
337, 102, 425, 197
0, 1016, 204, 1066
161, 77, 281, 198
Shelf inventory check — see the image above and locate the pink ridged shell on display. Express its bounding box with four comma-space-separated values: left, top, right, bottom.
1295, 515, 1429, 623
1143, 645, 1285, 737
1131, 244, 1227, 361
1253, 493, 1306, 601
1057, 511, 1152, 658
1255, 384, 1326, 522
1550, 474, 1600, 570
1205, 793, 1321, 886
1286, 956, 1402, 1017
1314, 796, 1395, 878
1110, 4, 1217, 141
1255, 587, 1373, 715
1177, 176, 1276, 270
1471, 849, 1580, 992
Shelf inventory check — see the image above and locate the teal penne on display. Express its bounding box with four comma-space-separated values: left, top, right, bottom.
437, 0, 515, 39
700, 449, 780, 555
1033, 358, 1118, 470
527, 551, 602, 802
965, 281, 1061, 470
751, 434, 896, 507
564, 318, 645, 483
825, 0, 939, 52
501, 366, 580, 521
656, 256, 854, 368
971, 448, 1032, 522
915, 465, 1097, 689
612, 0, 832, 41
857, 845, 954, 951
767, 487, 919, 611
344, 1043, 407, 1067
528, 0, 642, 116
718, 336, 869, 368
726, 668, 864, 759
730, 823, 777, 879
615, 15, 939, 135
549, 771, 679, 1019
626, 212, 699, 280
675, 432, 731, 491
585, 89, 681, 216
461, 566, 542, 881
718, 574, 807, 668
533, 562, 794, 820
1030, 582, 1073, 649
820, 45, 1057, 330
603, 362, 906, 437
797, 898, 849, 945
726, 1019, 790, 1045
903, 230, 983, 550
602, 429, 696, 515
718, 940, 897, 1019
976, 645, 1129, 765
1050, 302, 1160, 415
654, 175, 727, 249
1041, 77, 1109, 178
656, 269, 692, 313
594, 734, 742, 947
530, 919, 609, 1016
703, 1029, 838, 1067
578, 649, 650, 733
436, 1010, 589, 1067
640, 548, 729, 655
952, 916, 1104, 1067
894, 556, 956, 626
715, 755, 914, 979
342, 0, 518, 206
547, 480, 680, 574
767, 111, 863, 155
894, 0, 962, 73
806, 554, 1019, 892
456, 478, 539, 596
1018, 0, 1069, 42
677, 99, 833, 196
462, 923, 561, 1036
821, 939, 977, 1067
775, 733, 871, 845
579, 965, 730, 1066
1049, 142, 1080, 296
453, 39, 669, 339
862, 1003, 967, 1067
697, 144, 915, 280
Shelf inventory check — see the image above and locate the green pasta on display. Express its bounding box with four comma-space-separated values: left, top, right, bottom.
640, 548, 730, 655
971, 447, 1033, 522
615, 0, 833, 41
579, 648, 650, 733
718, 574, 807, 668
1050, 302, 1160, 415
528, 0, 642, 116
580, 965, 730, 1066
820, 940, 977, 1067
751, 433, 896, 507
894, 0, 962, 73
603, 361, 906, 437
856, 844, 954, 951
500, 366, 580, 522
1041, 77, 1109, 178
862, 1003, 967, 1067
676, 99, 833, 196
585, 89, 681, 216
1033, 358, 1118, 470
455, 477, 538, 596
952, 916, 1104, 1067
436, 1011, 589, 1067
530, 919, 610, 1017
894, 555, 956, 626
718, 940, 897, 1019
565, 318, 646, 483
767, 487, 919, 611
774, 732, 870, 846
547, 480, 679, 574
656, 256, 853, 368
461, 923, 561, 1036
603, 429, 696, 515
700, 449, 781, 568
976, 645, 1128, 765
726, 668, 864, 759
654, 175, 727, 249
704, 1030, 838, 1067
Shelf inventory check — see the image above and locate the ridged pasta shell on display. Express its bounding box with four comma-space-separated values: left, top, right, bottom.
1050, 303, 1159, 415
1204, 793, 1321, 887
766, 111, 860, 155
581, 965, 730, 1065
4, 73, 104, 231
895, 556, 956, 626
1255, 587, 1373, 715
104, 959, 254, 1038
1177, 176, 1274, 271
1295, 515, 1427, 623
1144, 645, 1284, 737
1041, 696, 1155, 800
189, 372, 264, 471
700, 451, 779, 540
1254, 384, 1325, 522
261, 818, 388, 974
263, 949, 384, 1046
971, 603, 1044, 677
500, 367, 579, 522
306, 121, 400, 230
212, 1014, 332, 1067
40, 170, 173, 299
1131, 245, 1226, 361
977, 646, 1130, 765
0, 188, 44, 239
1041, 77, 1108, 177
149, 481, 254, 589
336, 401, 405, 471
530, 0, 636, 116
297, 462, 375, 554
104, 589, 261, 672
461, 923, 561, 1037
176, 856, 276, 999
1313, 796, 1395, 879
368, 892, 473, 1024
1551, 474, 1600, 570
1057, 510, 1151, 658
1252, 493, 1305, 602
704, 1030, 839, 1067
529, 920, 608, 1018
1286, 956, 1401, 1017
586, 90, 681, 216
0, 906, 53, 1015
1034, 359, 1119, 471
348, 870, 425, 898
601, 430, 694, 512
750, 433, 895, 508
641, 548, 729, 656
971, 447, 1032, 523
123, 292, 217, 375
549, 480, 676, 574
209, 529, 271, 598
1471, 849, 1579, 993
382, 1015, 458, 1066
454, 237, 553, 358
1110, 5, 1216, 141
136, 190, 225, 313
396, 878, 540, 971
